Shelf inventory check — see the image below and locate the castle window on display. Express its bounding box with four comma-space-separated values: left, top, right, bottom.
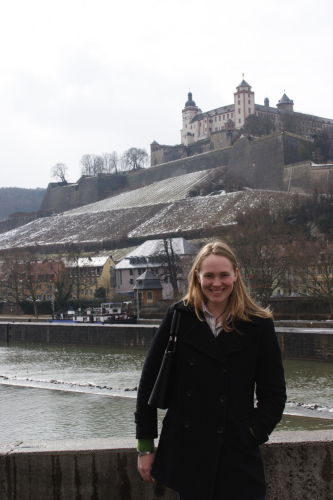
238, 119, 241, 123
238, 100, 240, 105
231, 113, 233, 118
238, 108, 241, 114
219, 116, 221, 121
248, 108, 251, 113
227, 114, 229, 119
223, 115, 226, 120
248, 99, 250, 104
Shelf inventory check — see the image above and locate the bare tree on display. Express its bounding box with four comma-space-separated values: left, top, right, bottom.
122, 147, 148, 171
102, 152, 119, 174
0, 252, 24, 314
232, 203, 295, 306
51, 163, 68, 183
64, 244, 90, 300
294, 241, 333, 317
53, 266, 73, 310
80, 154, 104, 176
2, 249, 43, 316
151, 238, 183, 298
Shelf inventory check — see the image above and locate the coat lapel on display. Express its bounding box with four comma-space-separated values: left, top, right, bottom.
175, 304, 245, 363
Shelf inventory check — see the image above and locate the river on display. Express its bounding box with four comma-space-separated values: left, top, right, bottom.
0, 343, 332, 445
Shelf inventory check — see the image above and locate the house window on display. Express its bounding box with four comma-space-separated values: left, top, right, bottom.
130, 279, 134, 285
238, 108, 241, 114
129, 269, 133, 275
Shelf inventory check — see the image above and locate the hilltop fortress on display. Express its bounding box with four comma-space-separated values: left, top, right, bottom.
38, 80, 333, 216
151, 79, 333, 165
0, 80, 332, 241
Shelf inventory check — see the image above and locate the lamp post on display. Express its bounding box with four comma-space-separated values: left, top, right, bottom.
51, 282, 55, 319
136, 287, 140, 321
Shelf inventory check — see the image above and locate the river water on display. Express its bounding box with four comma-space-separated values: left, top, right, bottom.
0, 343, 332, 445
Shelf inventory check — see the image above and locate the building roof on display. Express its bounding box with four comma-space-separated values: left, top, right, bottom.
115, 237, 197, 270
191, 104, 235, 123
278, 93, 294, 105
134, 268, 162, 290
237, 79, 251, 88
185, 92, 196, 108
255, 104, 279, 114
67, 255, 111, 268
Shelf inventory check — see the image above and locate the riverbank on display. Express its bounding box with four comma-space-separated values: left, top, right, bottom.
0, 321, 333, 361
1, 431, 332, 500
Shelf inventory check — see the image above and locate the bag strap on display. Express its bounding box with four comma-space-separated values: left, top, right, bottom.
166, 309, 181, 353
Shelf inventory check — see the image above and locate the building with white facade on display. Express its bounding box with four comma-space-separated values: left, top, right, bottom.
115, 238, 197, 300
180, 79, 333, 146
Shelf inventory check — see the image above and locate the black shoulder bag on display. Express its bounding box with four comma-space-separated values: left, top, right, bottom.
148, 310, 181, 409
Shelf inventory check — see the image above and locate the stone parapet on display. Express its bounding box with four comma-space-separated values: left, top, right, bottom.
0, 431, 332, 499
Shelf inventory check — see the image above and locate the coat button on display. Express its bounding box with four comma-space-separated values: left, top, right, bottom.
217, 426, 224, 434
219, 396, 225, 403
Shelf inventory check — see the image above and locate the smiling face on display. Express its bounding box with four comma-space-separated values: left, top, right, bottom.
197, 254, 237, 314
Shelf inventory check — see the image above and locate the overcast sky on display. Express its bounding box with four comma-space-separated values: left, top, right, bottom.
0, 0, 332, 189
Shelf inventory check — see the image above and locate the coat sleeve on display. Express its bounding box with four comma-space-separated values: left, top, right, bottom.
251, 317, 287, 444
135, 305, 174, 439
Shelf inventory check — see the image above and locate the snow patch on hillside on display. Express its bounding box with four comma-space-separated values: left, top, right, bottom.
64, 170, 211, 215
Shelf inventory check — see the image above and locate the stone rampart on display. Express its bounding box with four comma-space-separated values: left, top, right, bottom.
126, 147, 231, 190
225, 132, 314, 191
0, 431, 332, 500
40, 175, 128, 214
38, 133, 315, 215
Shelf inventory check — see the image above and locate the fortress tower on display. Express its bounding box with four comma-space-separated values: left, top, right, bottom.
233, 79, 255, 127
176, 79, 333, 150
181, 92, 201, 146
277, 93, 294, 113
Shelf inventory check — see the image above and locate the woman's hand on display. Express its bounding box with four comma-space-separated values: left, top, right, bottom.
137, 452, 156, 482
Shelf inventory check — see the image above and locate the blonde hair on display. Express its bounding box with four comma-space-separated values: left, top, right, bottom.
183, 240, 272, 332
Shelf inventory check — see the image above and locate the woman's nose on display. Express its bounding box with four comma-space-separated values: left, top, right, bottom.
212, 276, 222, 285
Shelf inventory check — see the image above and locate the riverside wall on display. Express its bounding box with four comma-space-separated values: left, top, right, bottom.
0, 431, 332, 500
0, 322, 333, 361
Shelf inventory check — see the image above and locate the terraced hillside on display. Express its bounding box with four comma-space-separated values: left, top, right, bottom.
65, 170, 211, 215
0, 189, 304, 253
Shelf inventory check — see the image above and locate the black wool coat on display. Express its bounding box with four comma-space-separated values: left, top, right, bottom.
135, 302, 287, 500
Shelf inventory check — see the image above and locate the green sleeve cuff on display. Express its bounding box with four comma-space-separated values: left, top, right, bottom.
137, 438, 155, 452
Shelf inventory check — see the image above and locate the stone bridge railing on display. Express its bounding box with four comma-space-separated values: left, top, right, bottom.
1, 431, 332, 500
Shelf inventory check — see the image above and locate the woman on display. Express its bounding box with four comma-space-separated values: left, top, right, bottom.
135, 240, 286, 500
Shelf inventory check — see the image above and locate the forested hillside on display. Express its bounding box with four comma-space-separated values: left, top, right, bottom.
0, 188, 45, 220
